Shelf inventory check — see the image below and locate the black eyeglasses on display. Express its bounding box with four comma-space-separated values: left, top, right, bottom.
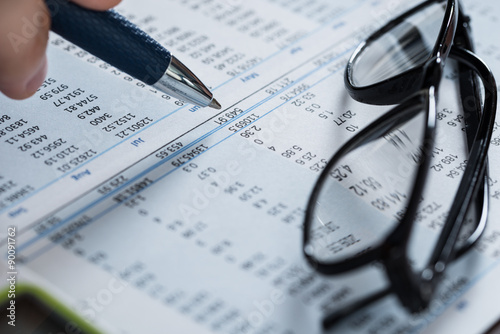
303, 0, 497, 329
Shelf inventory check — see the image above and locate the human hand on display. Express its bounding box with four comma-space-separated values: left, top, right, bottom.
0, 0, 121, 100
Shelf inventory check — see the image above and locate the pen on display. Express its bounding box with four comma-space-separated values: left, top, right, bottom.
45, 0, 221, 109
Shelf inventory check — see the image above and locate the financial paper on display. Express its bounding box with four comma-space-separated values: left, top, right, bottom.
1, 0, 500, 333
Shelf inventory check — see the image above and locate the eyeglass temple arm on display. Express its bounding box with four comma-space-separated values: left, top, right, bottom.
453, 7, 480, 146
322, 287, 392, 330
422, 6, 486, 271
446, 9, 489, 258
424, 46, 497, 280
451, 11, 490, 256
453, 173, 489, 258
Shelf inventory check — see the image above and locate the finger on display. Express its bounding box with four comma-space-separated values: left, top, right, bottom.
70, 0, 121, 11
0, 0, 50, 100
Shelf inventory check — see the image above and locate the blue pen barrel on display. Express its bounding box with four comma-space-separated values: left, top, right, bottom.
45, 0, 171, 85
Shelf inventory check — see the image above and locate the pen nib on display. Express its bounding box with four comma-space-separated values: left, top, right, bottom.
209, 99, 222, 110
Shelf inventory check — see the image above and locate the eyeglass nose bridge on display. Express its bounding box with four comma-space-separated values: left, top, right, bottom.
420, 54, 447, 89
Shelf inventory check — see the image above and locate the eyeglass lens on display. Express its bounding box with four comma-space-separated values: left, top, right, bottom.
306, 105, 427, 264
351, 2, 446, 87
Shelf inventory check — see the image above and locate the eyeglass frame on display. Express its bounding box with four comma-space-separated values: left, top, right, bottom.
302, 0, 497, 328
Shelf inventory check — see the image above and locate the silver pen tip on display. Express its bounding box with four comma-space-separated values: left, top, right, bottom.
209, 98, 222, 110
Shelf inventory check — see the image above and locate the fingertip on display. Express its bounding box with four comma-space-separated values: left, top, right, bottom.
0, 55, 48, 100
26, 54, 49, 95
71, 0, 122, 11
0, 85, 30, 100
0, 0, 50, 100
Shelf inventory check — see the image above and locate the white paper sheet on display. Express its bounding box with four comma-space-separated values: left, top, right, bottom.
1, 0, 500, 333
